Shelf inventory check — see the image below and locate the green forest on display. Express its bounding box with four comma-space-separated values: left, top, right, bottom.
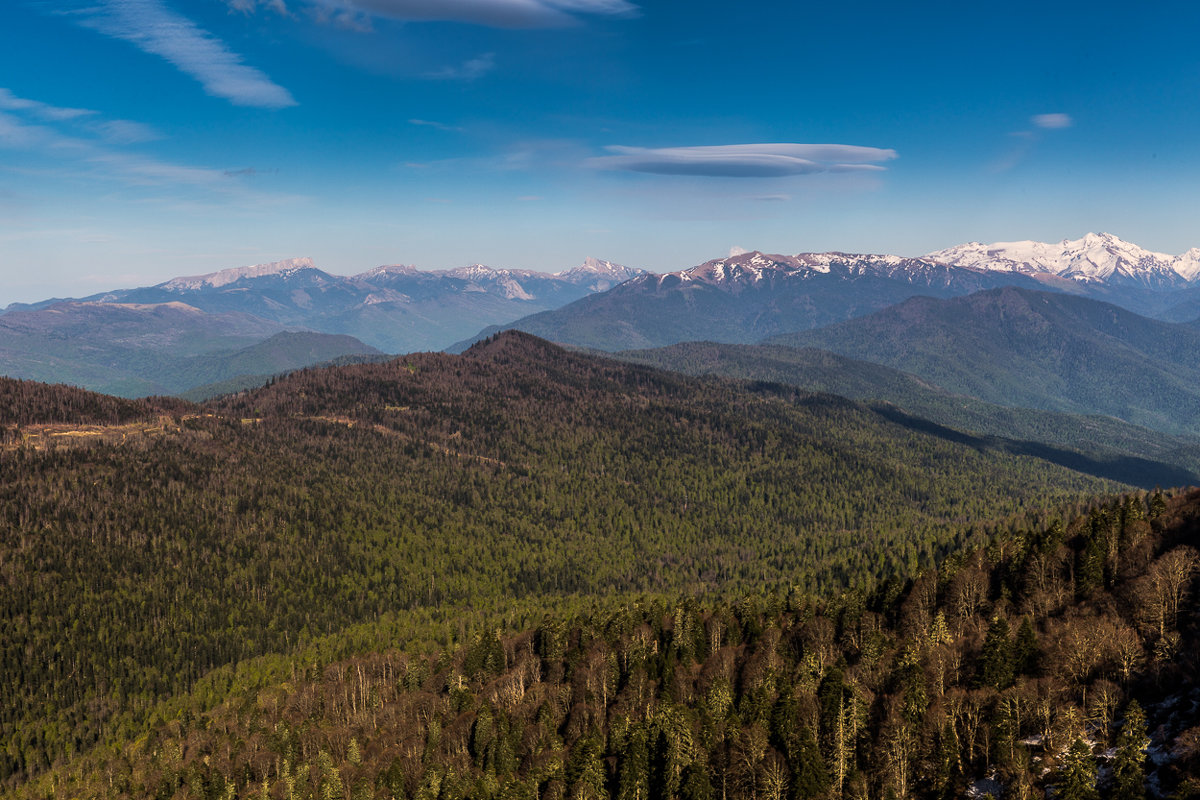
1, 332, 1194, 799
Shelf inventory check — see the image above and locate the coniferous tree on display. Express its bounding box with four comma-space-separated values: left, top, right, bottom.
1112, 701, 1149, 800
1013, 617, 1038, 676
977, 618, 1014, 689
1057, 739, 1098, 800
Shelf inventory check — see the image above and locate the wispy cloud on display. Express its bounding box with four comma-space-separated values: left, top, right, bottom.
586, 143, 897, 178
300, 0, 636, 29
223, 166, 277, 177
0, 92, 270, 196
91, 119, 162, 144
1032, 113, 1073, 130
409, 118, 464, 132
67, 0, 296, 109
993, 113, 1075, 172
225, 0, 291, 14
424, 52, 496, 81
0, 88, 95, 121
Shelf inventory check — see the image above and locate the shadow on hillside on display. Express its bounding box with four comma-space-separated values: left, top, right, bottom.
873, 406, 1198, 490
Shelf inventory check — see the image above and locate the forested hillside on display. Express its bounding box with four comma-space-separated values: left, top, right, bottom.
616, 341, 1200, 488
0, 332, 1128, 792
770, 287, 1200, 436
17, 488, 1199, 800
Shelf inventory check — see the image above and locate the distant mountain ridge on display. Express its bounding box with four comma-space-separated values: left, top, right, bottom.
457, 234, 1200, 352
770, 285, 1200, 436
928, 231, 1200, 287
4, 256, 642, 349
452, 249, 1056, 351
0, 296, 382, 396
0, 256, 643, 394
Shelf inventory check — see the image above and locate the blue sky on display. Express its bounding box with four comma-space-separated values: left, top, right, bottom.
3, 0, 1200, 303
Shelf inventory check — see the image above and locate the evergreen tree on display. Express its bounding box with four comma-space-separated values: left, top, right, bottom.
1013, 617, 1038, 676
977, 617, 1014, 689
789, 725, 829, 800
1111, 701, 1149, 800
1057, 739, 1098, 800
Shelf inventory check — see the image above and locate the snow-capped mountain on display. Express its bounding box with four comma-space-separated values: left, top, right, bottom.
653, 250, 969, 290
453, 249, 1054, 352
3, 256, 646, 356
927, 232, 1200, 289
160, 257, 331, 291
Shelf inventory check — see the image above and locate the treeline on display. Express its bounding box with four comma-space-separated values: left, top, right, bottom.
18, 488, 1199, 800
0, 333, 1125, 789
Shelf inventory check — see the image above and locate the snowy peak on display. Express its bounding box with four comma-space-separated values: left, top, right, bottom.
160, 257, 323, 291
556, 257, 643, 288
649, 250, 951, 290
682, 251, 792, 284
928, 233, 1196, 287
352, 264, 419, 281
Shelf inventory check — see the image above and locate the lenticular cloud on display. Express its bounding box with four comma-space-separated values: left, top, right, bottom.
586, 143, 897, 178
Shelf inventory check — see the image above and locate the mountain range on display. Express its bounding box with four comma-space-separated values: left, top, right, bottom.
6, 232, 1200, 402
7, 256, 642, 354
0, 256, 641, 394
461, 233, 1200, 351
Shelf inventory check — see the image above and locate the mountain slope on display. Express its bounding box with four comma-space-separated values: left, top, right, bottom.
0, 300, 288, 396
451, 250, 1054, 352
616, 341, 1200, 487
18, 487, 1200, 800
0, 300, 382, 397
769, 286, 1200, 436
0, 332, 1126, 786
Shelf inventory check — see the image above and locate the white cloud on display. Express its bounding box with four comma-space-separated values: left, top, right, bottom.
587, 143, 897, 178
409, 118, 464, 132
0, 88, 95, 121
308, 0, 635, 28
728, 246, 748, 256
71, 0, 296, 109
225, 0, 291, 14
1032, 113, 1073, 129
91, 119, 162, 144
424, 52, 496, 81
0, 97, 267, 196
0, 111, 86, 152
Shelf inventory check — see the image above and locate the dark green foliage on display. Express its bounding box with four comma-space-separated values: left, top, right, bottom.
1057, 739, 1099, 800
1112, 701, 1148, 800
787, 726, 828, 800
1013, 618, 1038, 675
976, 618, 1014, 690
